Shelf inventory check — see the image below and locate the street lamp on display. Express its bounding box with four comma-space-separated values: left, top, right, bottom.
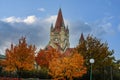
119, 66, 120, 72
89, 58, 95, 80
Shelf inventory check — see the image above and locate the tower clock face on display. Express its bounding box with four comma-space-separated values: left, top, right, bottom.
55, 38, 58, 41
54, 38, 58, 43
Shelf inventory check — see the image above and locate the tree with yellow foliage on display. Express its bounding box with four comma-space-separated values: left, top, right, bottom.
49, 52, 87, 80
3, 37, 36, 72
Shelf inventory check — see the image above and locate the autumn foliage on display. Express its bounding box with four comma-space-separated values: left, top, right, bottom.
35, 47, 62, 68
36, 47, 87, 79
0, 37, 89, 79
2, 37, 36, 72
49, 51, 87, 80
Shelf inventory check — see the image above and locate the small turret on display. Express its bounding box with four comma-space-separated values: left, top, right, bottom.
79, 33, 85, 44
66, 25, 69, 33
50, 23, 53, 31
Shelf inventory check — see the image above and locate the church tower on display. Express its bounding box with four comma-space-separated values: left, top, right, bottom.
48, 8, 70, 52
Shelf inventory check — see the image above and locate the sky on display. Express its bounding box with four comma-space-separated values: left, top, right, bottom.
0, 0, 120, 60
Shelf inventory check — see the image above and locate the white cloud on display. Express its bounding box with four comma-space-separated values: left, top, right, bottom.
37, 8, 45, 12
2, 16, 22, 23
2, 15, 38, 25
44, 15, 57, 24
23, 15, 38, 24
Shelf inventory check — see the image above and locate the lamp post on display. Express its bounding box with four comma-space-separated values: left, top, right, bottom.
110, 66, 113, 80
89, 58, 95, 80
118, 66, 120, 80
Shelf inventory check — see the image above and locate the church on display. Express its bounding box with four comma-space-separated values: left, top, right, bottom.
46, 8, 84, 55
47, 8, 70, 53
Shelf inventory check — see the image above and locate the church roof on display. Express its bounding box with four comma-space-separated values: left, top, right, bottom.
63, 48, 74, 56
45, 45, 74, 57
54, 8, 65, 32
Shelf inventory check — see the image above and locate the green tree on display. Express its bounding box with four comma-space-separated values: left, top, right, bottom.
76, 35, 115, 80
76, 35, 114, 69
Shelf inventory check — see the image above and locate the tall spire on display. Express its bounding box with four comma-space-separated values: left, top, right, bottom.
54, 8, 65, 31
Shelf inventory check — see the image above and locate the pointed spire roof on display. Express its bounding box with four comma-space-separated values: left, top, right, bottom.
54, 8, 65, 31
79, 33, 85, 44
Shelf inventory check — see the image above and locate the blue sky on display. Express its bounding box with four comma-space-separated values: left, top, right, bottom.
0, 0, 120, 60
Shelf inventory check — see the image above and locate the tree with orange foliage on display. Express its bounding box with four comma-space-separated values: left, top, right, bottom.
3, 37, 36, 72
49, 52, 87, 80
35, 47, 62, 68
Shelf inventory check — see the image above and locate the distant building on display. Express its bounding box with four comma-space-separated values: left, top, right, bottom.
0, 54, 5, 60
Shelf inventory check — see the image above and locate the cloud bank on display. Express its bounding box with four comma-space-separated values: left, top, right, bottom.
0, 15, 114, 55
0, 15, 54, 54
69, 16, 114, 47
